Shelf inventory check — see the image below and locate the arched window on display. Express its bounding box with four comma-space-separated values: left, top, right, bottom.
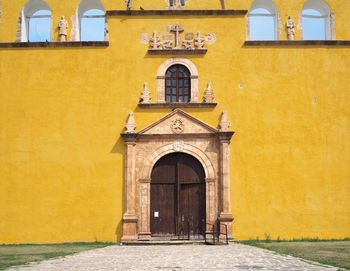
302, 0, 332, 40
21, 0, 52, 42
76, 0, 106, 41
165, 65, 191, 103
248, 0, 278, 41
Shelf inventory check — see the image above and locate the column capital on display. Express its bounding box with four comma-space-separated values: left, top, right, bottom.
218, 131, 235, 143
121, 133, 138, 143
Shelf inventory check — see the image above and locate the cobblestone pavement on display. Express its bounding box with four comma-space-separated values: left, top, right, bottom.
7, 243, 340, 271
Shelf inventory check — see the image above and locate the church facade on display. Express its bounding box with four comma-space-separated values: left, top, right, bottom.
0, 0, 349, 244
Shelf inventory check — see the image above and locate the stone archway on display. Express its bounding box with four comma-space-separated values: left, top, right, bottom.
120, 109, 234, 242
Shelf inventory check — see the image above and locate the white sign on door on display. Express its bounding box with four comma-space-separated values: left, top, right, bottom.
154, 211, 159, 218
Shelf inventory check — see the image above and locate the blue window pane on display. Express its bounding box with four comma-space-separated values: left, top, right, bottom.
29, 10, 51, 42
249, 16, 275, 40
303, 9, 322, 16
81, 9, 105, 41
250, 8, 271, 15
302, 17, 326, 40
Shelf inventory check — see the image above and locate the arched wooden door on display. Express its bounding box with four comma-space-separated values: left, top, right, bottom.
150, 153, 206, 238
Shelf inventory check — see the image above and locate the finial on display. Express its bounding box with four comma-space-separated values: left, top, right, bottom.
203, 81, 215, 103
140, 82, 152, 104
125, 112, 136, 133
219, 111, 230, 131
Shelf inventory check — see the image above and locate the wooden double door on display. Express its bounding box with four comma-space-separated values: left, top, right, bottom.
150, 153, 206, 237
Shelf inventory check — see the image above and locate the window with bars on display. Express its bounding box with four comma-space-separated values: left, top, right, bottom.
165, 65, 191, 103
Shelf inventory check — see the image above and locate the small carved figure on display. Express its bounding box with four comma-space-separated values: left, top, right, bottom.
182, 33, 195, 49
125, 0, 132, 10
149, 31, 161, 49
286, 16, 295, 41
162, 34, 174, 49
125, 112, 136, 133
219, 111, 230, 131
195, 32, 206, 49
140, 82, 152, 104
58, 16, 68, 42
203, 82, 215, 103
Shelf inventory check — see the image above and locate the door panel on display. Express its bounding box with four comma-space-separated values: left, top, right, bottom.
150, 184, 175, 235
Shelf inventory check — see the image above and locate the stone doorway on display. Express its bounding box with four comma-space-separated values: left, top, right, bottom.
150, 152, 206, 238
120, 109, 234, 242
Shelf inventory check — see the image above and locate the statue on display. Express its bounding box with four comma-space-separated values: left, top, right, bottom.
140, 82, 152, 104
286, 16, 295, 41
125, 112, 136, 133
219, 111, 230, 132
58, 16, 68, 42
125, 0, 132, 10
149, 31, 161, 49
203, 82, 215, 103
194, 32, 206, 49
182, 33, 194, 49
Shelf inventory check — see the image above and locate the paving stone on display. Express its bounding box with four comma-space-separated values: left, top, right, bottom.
6, 243, 340, 271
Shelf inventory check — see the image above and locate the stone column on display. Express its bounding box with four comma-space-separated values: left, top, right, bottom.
138, 178, 152, 240
205, 178, 216, 237
121, 134, 138, 242
218, 132, 234, 239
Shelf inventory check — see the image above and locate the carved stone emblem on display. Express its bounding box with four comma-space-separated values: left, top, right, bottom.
140, 26, 216, 50
171, 118, 184, 134
173, 140, 185, 151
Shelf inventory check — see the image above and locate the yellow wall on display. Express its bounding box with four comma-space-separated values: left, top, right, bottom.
0, 0, 350, 243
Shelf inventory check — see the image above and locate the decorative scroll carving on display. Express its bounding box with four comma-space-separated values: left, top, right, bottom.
203, 82, 215, 103
125, 112, 137, 133
171, 118, 184, 134
140, 82, 152, 104
150, 32, 161, 49
182, 33, 195, 49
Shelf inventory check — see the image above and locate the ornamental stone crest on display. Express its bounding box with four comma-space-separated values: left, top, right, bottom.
171, 118, 184, 134
141, 25, 216, 50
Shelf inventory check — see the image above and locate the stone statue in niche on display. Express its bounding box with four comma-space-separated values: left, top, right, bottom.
58, 16, 68, 42
125, 112, 137, 133
219, 111, 230, 131
286, 16, 295, 40
195, 32, 206, 49
140, 82, 152, 104
203, 82, 215, 103
182, 33, 195, 49
125, 0, 132, 10
149, 32, 161, 49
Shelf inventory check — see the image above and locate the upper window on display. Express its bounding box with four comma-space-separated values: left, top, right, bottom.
302, 0, 332, 40
21, 0, 52, 42
248, 0, 278, 41
77, 0, 106, 41
165, 65, 191, 103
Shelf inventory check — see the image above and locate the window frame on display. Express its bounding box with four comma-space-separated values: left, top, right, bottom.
165, 65, 191, 103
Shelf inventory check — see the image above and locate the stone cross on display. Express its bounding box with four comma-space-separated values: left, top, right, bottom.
169, 24, 184, 49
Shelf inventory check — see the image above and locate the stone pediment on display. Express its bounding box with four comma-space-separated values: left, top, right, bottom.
138, 109, 218, 135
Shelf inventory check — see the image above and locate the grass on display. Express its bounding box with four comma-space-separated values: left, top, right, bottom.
0, 242, 114, 270
241, 240, 350, 270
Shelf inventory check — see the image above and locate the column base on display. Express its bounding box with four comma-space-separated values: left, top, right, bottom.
218, 212, 234, 240
121, 213, 138, 242
138, 232, 152, 240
